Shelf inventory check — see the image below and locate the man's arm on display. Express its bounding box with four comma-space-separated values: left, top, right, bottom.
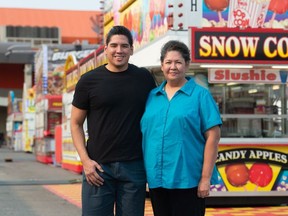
70, 105, 104, 186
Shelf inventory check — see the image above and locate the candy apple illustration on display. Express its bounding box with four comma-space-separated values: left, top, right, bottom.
225, 163, 249, 188
268, 0, 288, 27
204, 0, 229, 25
249, 163, 273, 189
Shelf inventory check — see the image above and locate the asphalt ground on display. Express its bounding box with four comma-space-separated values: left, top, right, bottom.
0, 145, 82, 216
1, 145, 288, 216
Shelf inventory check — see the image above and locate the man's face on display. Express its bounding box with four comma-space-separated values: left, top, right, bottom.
104, 35, 133, 72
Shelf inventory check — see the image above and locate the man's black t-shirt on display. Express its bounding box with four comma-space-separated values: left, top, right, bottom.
72, 64, 156, 163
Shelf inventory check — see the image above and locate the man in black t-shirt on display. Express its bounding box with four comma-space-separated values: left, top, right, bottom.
70, 26, 156, 216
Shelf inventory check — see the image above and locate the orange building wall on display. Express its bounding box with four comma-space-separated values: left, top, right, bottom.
0, 8, 101, 44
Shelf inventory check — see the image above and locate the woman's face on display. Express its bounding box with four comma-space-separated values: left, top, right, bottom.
161, 50, 189, 83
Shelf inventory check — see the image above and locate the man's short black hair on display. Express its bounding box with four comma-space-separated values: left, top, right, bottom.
105, 25, 133, 47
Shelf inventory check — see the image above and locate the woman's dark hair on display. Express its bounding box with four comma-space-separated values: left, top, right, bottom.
160, 40, 191, 63
105, 25, 133, 46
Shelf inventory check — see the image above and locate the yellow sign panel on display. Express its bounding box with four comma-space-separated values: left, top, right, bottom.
214, 145, 288, 192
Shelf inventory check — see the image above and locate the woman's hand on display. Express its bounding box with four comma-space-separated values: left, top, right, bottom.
197, 178, 210, 198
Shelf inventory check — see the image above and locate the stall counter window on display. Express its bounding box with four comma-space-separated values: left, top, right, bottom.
210, 83, 287, 138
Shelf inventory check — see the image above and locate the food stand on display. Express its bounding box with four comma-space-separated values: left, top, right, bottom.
61, 46, 106, 173
34, 44, 96, 164
6, 91, 23, 151
119, 0, 288, 204
189, 26, 288, 205
21, 85, 36, 153
34, 94, 62, 163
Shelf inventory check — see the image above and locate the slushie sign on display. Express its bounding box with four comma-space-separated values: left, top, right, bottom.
208, 69, 288, 84
190, 27, 288, 64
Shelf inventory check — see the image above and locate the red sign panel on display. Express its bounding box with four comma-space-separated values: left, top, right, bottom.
190, 27, 288, 64
47, 96, 62, 110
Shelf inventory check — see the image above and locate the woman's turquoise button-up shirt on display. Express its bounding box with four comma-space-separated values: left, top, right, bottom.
141, 78, 222, 189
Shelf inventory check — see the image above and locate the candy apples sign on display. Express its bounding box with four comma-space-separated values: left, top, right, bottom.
190, 27, 288, 64
211, 146, 288, 192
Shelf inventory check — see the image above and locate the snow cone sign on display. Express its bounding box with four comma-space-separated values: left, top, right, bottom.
190, 27, 288, 64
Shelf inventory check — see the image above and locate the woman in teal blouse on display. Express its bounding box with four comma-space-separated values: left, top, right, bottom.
141, 40, 222, 216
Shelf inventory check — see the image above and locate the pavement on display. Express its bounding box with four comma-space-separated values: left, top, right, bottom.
45, 183, 288, 216
1, 145, 288, 216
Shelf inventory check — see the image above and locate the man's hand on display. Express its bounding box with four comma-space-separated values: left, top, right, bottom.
83, 159, 104, 186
